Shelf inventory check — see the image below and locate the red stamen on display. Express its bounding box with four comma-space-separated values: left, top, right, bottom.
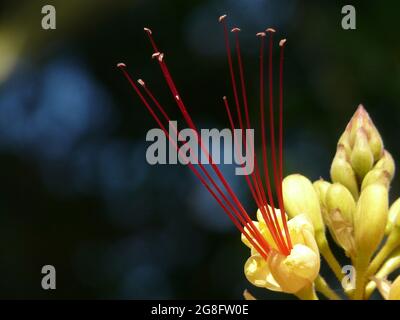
118, 18, 294, 258
138, 77, 271, 255
266, 29, 292, 251
220, 19, 244, 133
141, 30, 272, 254
257, 32, 290, 255
231, 28, 288, 254
224, 95, 287, 254
118, 63, 269, 258
278, 39, 292, 249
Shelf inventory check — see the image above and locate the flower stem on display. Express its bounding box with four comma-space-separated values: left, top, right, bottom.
353, 255, 369, 300
314, 275, 341, 300
317, 232, 343, 283
314, 276, 342, 300
365, 248, 400, 299
367, 228, 400, 278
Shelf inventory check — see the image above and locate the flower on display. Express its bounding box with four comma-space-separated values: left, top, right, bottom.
118, 14, 323, 298
244, 214, 319, 294
118, 13, 400, 300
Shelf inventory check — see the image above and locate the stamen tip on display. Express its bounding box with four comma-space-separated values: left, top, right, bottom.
175, 95, 180, 101
223, 96, 227, 100
144, 27, 152, 35
279, 39, 287, 47
158, 53, 164, 62
231, 27, 241, 33
266, 28, 276, 33
137, 79, 145, 86
218, 14, 227, 23
256, 32, 266, 37
117, 62, 126, 68
152, 52, 160, 59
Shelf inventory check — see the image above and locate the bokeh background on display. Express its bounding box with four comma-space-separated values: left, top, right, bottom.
0, 0, 399, 299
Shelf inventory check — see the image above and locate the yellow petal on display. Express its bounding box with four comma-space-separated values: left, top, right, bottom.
287, 214, 315, 247
268, 250, 311, 293
244, 254, 282, 292
284, 244, 320, 281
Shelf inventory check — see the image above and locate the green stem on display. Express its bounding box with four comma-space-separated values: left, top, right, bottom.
317, 232, 343, 282
367, 229, 400, 278
314, 275, 341, 300
353, 255, 369, 300
365, 248, 400, 299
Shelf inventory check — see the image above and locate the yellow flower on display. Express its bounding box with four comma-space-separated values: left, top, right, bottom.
244, 214, 320, 294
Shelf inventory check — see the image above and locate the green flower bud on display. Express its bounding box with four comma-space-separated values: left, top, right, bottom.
326, 183, 355, 223
374, 150, 395, 181
361, 168, 391, 191
330, 145, 359, 200
282, 174, 324, 235
350, 128, 374, 179
313, 179, 331, 208
347, 105, 384, 161
354, 184, 388, 262
325, 183, 356, 257
338, 131, 352, 158
368, 126, 384, 162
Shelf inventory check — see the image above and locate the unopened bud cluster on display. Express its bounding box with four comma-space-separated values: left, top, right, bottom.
243, 104, 400, 300
314, 105, 400, 299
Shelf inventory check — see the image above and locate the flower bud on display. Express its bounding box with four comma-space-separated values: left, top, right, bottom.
338, 131, 352, 158
313, 179, 331, 207
325, 183, 356, 257
326, 183, 355, 223
330, 145, 359, 200
374, 150, 395, 181
361, 168, 391, 191
282, 174, 324, 234
350, 128, 374, 179
368, 126, 384, 162
386, 198, 400, 235
354, 184, 388, 261
347, 105, 383, 161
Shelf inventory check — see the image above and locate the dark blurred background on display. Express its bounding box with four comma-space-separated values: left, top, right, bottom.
0, 0, 399, 299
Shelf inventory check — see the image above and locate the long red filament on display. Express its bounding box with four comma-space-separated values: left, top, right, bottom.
230, 28, 288, 254
144, 30, 272, 254
256, 32, 290, 254
223, 96, 286, 254
140, 79, 262, 246
278, 39, 292, 249
118, 65, 269, 258
118, 16, 293, 258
